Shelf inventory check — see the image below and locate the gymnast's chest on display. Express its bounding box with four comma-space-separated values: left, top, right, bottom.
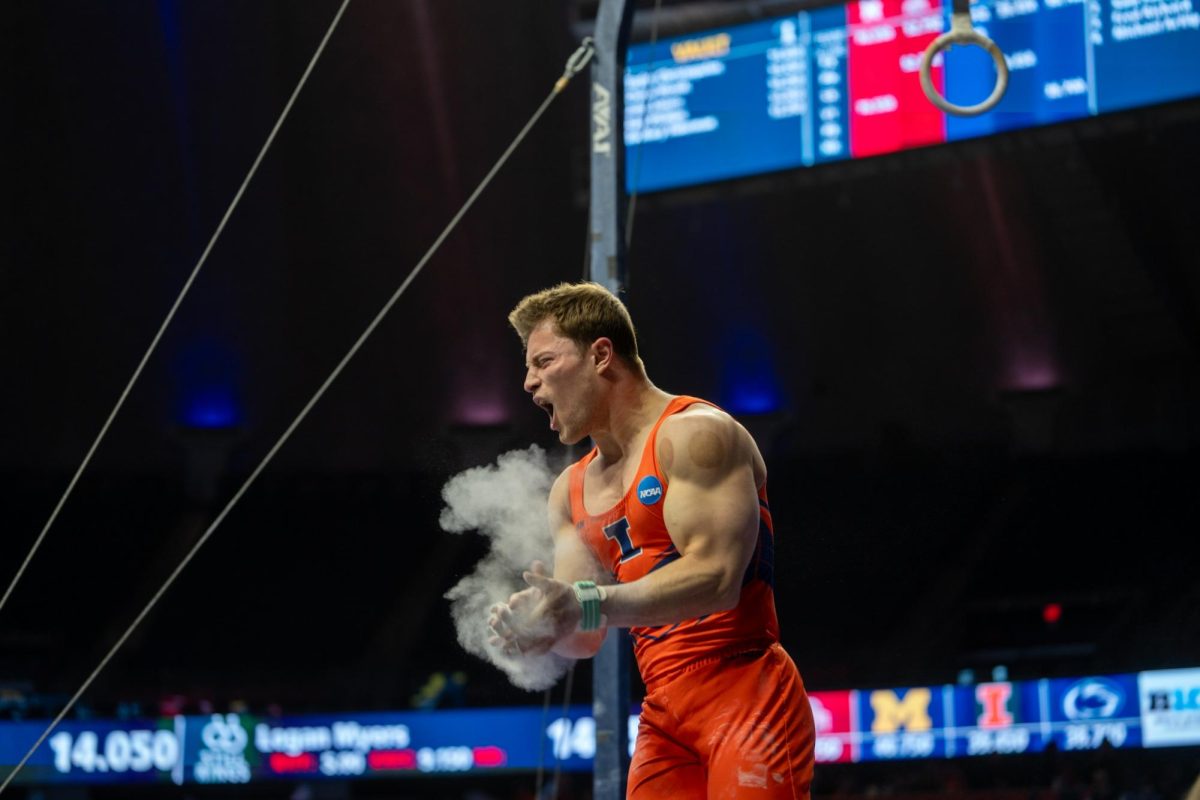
577, 483, 672, 581
580, 458, 639, 515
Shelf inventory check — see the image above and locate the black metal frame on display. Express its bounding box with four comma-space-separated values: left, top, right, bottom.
588, 1, 636, 797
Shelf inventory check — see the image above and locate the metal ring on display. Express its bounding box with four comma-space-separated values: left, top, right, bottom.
919, 12, 1009, 117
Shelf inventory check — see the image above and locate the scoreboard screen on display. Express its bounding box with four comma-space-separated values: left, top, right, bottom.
809, 669, 1197, 764
2, 668, 1197, 786
624, 0, 1200, 192
0, 708, 604, 787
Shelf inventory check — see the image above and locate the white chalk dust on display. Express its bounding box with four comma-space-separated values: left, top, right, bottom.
440, 446, 569, 691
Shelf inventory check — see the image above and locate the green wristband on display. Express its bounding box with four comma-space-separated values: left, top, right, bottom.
572, 580, 605, 631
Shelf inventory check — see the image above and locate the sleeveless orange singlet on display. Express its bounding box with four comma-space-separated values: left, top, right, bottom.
569, 396, 815, 798
567, 395, 780, 690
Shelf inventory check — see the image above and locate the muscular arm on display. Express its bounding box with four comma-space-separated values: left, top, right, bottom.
489, 408, 762, 657
599, 408, 761, 628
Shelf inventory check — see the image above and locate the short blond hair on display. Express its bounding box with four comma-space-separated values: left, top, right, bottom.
508, 282, 645, 375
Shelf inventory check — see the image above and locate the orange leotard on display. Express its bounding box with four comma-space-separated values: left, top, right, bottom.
569, 396, 814, 798
568, 395, 780, 690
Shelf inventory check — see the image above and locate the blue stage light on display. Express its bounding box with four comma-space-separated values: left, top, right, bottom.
720, 329, 784, 416
181, 388, 240, 430
174, 340, 242, 430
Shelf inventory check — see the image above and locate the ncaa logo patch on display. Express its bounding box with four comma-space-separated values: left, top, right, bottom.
636, 475, 664, 505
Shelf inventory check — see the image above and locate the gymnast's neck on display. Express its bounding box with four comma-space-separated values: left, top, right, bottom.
588, 365, 674, 465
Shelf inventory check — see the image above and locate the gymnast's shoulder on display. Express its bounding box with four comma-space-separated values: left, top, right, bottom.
656, 403, 755, 479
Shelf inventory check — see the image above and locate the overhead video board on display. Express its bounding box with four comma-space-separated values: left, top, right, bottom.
624, 0, 1200, 191
2, 668, 1197, 786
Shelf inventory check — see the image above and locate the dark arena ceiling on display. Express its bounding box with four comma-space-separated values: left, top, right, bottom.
1, 0, 1198, 724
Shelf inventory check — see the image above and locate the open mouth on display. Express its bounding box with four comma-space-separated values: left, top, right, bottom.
534, 397, 556, 430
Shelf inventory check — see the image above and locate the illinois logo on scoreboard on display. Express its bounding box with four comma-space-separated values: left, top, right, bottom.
975, 682, 1017, 729
955, 682, 1035, 756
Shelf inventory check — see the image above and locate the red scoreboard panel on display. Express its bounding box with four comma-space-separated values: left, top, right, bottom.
810, 690, 859, 764
846, 0, 948, 157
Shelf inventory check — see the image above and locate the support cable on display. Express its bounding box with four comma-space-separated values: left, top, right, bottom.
0, 0, 353, 619
0, 36, 595, 795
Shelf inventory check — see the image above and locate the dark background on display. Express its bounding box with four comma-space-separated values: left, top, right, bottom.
2, 0, 1198, 742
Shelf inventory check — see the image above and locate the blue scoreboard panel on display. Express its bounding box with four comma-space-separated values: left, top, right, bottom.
624, 0, 1200, 191
2, 668, 1197, 785
0, 708, 606, 787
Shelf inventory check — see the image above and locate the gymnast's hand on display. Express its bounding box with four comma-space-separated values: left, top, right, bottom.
487, 560, 582, 657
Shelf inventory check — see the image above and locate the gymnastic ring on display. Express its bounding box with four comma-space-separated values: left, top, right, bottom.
919, 11, 1009, 117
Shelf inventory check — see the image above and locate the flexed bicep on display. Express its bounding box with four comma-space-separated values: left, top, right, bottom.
659, 410, 761, 608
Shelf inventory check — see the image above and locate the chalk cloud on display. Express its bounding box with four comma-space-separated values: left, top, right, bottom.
441, 446, 569, 691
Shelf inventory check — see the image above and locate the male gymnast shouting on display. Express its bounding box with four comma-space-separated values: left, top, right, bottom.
489, 282, 815, 798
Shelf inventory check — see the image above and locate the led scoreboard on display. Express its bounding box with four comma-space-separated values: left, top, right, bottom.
0, 708, 603, 786
624, 0, 1200, 191
808, 671, 1168, 764
2, 668, 1197, 786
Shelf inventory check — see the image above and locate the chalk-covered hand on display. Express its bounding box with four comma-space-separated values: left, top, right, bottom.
487, 560, 582, 657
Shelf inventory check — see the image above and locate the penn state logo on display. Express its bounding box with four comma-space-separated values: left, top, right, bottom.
1063, 678, 1125, 720
636, 475, 664, 505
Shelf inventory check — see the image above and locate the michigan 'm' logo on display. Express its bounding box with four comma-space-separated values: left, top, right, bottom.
870, 689, 933, 733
